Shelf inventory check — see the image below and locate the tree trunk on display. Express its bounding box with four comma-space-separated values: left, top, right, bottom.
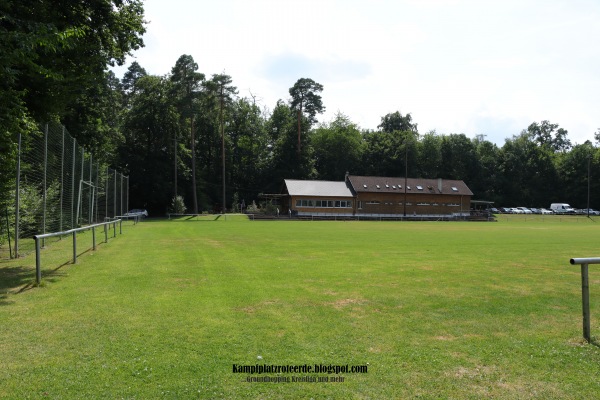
190, 116, 198, 214
221, 91, 226, 213
297, 109, 301, 154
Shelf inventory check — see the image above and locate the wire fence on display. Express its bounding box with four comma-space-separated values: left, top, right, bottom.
1, 121, 128, 259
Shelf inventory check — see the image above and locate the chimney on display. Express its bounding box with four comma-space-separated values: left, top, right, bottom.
438, 178, 442, 193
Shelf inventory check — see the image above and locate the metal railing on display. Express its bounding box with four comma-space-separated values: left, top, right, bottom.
569, 257, 600, 342
33, 219, 122, 285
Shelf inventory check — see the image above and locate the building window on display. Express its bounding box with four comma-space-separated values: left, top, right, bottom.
298, 199, 353, 208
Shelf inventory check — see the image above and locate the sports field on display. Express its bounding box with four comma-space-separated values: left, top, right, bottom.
1, 216, 599, 398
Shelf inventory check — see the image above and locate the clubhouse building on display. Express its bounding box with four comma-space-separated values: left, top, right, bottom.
283, 174, 473, 218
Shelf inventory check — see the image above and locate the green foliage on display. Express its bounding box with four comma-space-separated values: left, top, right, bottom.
120, 75, 179, 213
169, 195, 187, 214
289, 78, 325, 124
312, 113, 364, 180
5, 180, 60, 239
0, 0, 146, 122
0, 0, 146, 215
378, 110, 418, 134
361, 129, 418, 177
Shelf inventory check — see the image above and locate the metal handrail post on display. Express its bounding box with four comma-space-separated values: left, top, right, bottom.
35, 237, 41, 284
581, 263, 591, 342
72, 231, 77, 264
34, 219, 123, 283
570, 257, 600, 342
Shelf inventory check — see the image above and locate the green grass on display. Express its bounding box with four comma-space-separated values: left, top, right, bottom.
1, 217, 600, 398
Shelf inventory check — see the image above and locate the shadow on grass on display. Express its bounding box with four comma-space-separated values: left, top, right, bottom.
0, 247, 94, 304
0, 265, 35, 295
0, 265, 31, 304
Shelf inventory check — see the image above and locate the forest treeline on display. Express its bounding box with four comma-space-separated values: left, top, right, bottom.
2, 1, 599, 216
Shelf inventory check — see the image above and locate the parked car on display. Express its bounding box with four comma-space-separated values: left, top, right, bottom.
581, 208, 600, 215
490, 208, 500, 214
126, 209, 148, 217
512, 208, 524, 214
540, 208, 553, 215
529, 208, 540, 214
515, 207, 532, 214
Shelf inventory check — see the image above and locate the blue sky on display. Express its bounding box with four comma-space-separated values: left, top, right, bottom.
114, 0, 600, 145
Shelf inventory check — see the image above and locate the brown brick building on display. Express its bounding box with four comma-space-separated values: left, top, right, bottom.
284, 175, 473, 218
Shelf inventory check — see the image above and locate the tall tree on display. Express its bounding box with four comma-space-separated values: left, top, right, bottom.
0, 0, 145, 210
289, 78, 324, 153
62, 70, 125, 161
527, 120, 572, 152
226, 98, 270, 207
1, 0, 145, 123
312, 113, 364, 180
471, 135, 500, 202
170, 55, 204, 213
498, 132, 558, 206
120, 75, 179, 213
555, 143, 598, 208
206, 74, 237, 212
362, 130, 417, 177
122, 61, 147, 103
378, 111, 418, 134
416, 131, 442, 178
439, 134, 478, 181
267, 100, 315, 189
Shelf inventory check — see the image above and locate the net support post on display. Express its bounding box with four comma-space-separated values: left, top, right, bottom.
92, 226, 96, 251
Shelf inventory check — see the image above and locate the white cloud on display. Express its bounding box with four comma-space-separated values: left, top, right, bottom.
113, 0, 600, 145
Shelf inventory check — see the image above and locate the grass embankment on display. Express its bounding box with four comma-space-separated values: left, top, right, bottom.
1, 216, 599, 398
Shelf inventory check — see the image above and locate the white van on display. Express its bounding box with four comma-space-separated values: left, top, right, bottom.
550, 203, 575, 214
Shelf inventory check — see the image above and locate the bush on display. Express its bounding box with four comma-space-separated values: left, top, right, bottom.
170, 195, 187, 214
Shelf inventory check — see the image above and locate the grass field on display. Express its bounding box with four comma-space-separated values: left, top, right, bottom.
1, 216, 600, 398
